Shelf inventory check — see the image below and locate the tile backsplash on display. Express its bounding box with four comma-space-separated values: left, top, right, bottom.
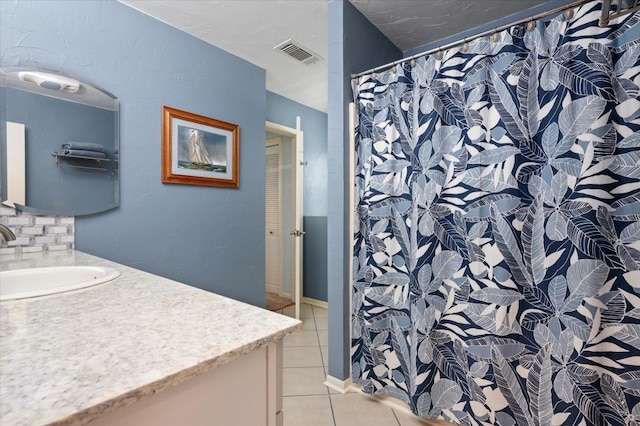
0, 206, 74, 255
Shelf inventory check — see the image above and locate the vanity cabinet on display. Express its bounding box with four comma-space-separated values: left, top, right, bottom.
0, 251, 299, 426
88, 342, 284, 426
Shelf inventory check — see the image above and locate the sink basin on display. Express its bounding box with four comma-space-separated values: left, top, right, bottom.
0, 266, 120, 301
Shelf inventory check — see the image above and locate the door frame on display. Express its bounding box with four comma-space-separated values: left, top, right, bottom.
265, 120, 304, 319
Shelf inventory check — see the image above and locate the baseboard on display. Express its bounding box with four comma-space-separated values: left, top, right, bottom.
323, 375, 352, 394
266, 285, 279, 294
350, 384, 454, 425
302, 297, 328, 309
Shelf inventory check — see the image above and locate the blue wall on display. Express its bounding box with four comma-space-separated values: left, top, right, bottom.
1, 0, 267, 307
266, 90, 329, 302
326, 0, 402, 380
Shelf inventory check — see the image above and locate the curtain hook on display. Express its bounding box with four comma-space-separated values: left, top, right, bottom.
371, 72, 376, 80
391, 65, 397, 74
461, 38, 469, 53
410, 58, 416, 68
490, 29, 499, 43
526, 19, 537, 32
435, 49, 443, 60
563, 8, 574, 20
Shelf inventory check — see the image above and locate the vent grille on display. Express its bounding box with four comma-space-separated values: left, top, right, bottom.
274, 39, 322, 65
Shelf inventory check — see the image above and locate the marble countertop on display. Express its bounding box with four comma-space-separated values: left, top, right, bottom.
0, 250, 301, 426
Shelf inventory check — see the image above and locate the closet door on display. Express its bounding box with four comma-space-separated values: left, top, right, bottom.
265, 140, 282, 295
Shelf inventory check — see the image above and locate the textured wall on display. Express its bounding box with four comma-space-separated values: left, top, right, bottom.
350, 0, 551, 53
303, 216, 328, 301
1, 0, 267, 307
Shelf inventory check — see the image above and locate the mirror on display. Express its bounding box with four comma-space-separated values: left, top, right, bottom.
1, 67, 119, 216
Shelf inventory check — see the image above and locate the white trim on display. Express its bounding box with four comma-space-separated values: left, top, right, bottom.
323, 375, 352, 394
266, 121, 297, 137
266, 284, 280, 294
294, 117, 304, 320
302, 297, 328, 309
348, 102, 356, 381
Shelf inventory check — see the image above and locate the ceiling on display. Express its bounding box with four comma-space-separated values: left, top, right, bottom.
118, 0, 550, 113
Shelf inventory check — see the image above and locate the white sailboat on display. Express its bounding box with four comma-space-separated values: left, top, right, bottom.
188, 129, 212, 166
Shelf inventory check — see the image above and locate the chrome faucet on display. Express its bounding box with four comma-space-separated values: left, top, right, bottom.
0, 224, 16, 241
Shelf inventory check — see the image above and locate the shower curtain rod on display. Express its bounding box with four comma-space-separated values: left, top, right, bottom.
351, 0, 592, 79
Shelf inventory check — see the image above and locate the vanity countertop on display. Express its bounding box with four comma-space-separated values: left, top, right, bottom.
0, 250, 301, 426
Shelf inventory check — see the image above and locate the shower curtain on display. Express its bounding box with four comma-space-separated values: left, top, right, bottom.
351, 1, 640, 424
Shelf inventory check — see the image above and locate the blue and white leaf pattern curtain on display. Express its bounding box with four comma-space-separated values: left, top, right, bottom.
352, 1, 640, 424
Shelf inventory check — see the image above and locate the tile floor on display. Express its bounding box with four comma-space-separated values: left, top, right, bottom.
279, 303, 452, 426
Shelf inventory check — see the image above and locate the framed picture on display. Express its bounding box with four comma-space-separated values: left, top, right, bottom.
162, 106, 239, 188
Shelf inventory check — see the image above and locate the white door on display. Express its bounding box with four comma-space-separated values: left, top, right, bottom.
265, 120, 304, 319
265, 141, 282, 296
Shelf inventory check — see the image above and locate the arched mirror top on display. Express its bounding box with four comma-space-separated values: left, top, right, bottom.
1, 67, 119, 216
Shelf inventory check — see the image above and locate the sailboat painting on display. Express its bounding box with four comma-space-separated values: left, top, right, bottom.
162, 106, 239, 188
177, 126, 226, 173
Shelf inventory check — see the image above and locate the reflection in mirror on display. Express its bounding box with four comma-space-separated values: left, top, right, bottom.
1, 67, 119, 216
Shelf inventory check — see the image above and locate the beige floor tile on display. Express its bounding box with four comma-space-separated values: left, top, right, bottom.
317, 329, 328, 346
301, 317, 318, 331
284, 346, 324, 368
320, 346, 329, 370
314, 315, 328, 330
283, 395, 335, 426
284, 330, 320, 347
300, 304, 314, 319
284, 367, 328, 396
312, 306, 329, 317
282, 304, 315, 319
331, 393, 399, 426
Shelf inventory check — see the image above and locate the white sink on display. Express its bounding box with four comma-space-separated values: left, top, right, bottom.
0, 266, 120, 301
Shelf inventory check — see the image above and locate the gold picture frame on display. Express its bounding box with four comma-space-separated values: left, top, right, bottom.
162, 106, 239, 188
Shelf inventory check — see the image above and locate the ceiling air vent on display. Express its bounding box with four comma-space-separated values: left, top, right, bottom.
274, 39, 323, 65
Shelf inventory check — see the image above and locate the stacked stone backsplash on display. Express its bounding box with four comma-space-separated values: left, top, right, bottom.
0, 206, 74, 255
